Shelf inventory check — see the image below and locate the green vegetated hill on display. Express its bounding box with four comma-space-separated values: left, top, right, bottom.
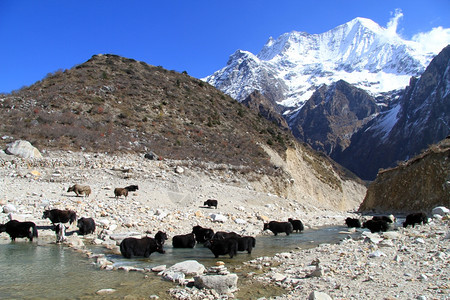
0, 54, 365, 210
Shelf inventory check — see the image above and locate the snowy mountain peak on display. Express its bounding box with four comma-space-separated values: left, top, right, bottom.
205, 17, 441, 108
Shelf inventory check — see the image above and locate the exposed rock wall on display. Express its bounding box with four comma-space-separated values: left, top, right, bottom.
255, 143, 366, 211
359, 138, 450, 213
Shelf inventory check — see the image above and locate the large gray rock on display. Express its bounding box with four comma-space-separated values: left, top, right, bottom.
5, 140, 42, 159
163, 260, 205, 277
194, 274, 238, 294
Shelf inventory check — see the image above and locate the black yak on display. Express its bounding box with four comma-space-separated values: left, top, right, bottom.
363, 219, 389, 233
172, 233, 196, 248
203, 199, 218, 209
288, 218, 304, 232
192, 225, 214, 243
204, 238, 238, 258
403, 212, 428, 228
77, 217, 96, 235
0, 220, 38, 241
345, 217, 361, 228
119, 232, 167, 258
263, 221, 293, 236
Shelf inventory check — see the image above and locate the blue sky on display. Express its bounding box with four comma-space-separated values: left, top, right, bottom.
0, 0, 449, 93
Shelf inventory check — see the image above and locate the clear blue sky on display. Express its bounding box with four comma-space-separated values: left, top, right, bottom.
0, 0, 449, 93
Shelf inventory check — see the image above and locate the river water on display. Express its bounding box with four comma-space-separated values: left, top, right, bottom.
0, 225, 351, 299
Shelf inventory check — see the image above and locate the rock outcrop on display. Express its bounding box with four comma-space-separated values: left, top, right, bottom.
359, 137, 450, 213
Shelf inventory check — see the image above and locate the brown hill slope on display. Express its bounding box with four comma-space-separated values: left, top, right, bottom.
0, 54, 292, 172
359, 137, 450, 213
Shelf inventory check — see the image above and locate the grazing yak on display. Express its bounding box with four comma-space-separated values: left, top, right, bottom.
114, 188, 128, 199
345, 217, 362, 228
203, 199, 218, 209
236, 236, 256, 254
288, 218, 304, 232
53, 223, 66, 243
263, 221, 293, 236
0, 220, 38, 241
362, 219, 389, 233
77, 217, 96, 235
192, 225, 214, 243
120, 232, 167, 258
403, 212, 428, 228
212, 231, 241, 240
124, 185, 139, 192
205, 238, 238, 258
172, 233, 196, 248
67, 184, 91, 197
43, 209, 77, 225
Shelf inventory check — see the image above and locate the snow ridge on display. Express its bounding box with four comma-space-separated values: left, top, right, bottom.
204, 17, 439, 109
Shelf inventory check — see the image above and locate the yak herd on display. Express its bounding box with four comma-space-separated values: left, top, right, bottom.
0, 183, 432, 261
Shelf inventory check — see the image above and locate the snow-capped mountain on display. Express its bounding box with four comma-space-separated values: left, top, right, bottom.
333, 45, 450, 180
204, 17, 436, 109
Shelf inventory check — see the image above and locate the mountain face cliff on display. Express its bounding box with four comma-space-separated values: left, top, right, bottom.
359, 137, 450, 213
336, 45, 450, 180
287, 80, 380, 155
204, 17, 434, 109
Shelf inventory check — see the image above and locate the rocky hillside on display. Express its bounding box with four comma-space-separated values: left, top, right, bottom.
337, 45, 450, 180
0, 54, 366, 210
0, 54, 292, 171
359, 137, 450, 213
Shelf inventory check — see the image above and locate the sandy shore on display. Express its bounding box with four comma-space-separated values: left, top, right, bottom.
1, 151, 448, 299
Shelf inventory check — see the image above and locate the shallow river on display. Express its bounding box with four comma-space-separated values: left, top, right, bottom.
0, 225, 352, 299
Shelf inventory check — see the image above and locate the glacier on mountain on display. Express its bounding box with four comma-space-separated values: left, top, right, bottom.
204, 17, 439, 109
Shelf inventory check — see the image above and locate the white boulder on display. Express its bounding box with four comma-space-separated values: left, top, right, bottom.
3, 204, 17, 214
210, 213, 227, 223
5, 140, 42, 159
163, 260, 205, 277
432, 206, 449, 216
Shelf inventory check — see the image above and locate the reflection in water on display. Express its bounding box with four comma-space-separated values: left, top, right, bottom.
0, 225, 351, 299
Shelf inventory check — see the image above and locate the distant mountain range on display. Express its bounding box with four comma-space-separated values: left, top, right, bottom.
204, 17, 435, 109
205, 17, 449, 180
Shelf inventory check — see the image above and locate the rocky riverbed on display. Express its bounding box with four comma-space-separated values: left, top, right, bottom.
1, 150, 448, 299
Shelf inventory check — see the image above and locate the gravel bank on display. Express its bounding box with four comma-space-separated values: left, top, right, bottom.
1, 150, 448, 299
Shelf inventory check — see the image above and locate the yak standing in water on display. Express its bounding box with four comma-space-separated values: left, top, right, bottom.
172, 233, 196, 248
0, 220, 38, 241
204, 238, 238, 258
119, 231, 167, 258
263, 221, 293, 236
192, 225, 214, 243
